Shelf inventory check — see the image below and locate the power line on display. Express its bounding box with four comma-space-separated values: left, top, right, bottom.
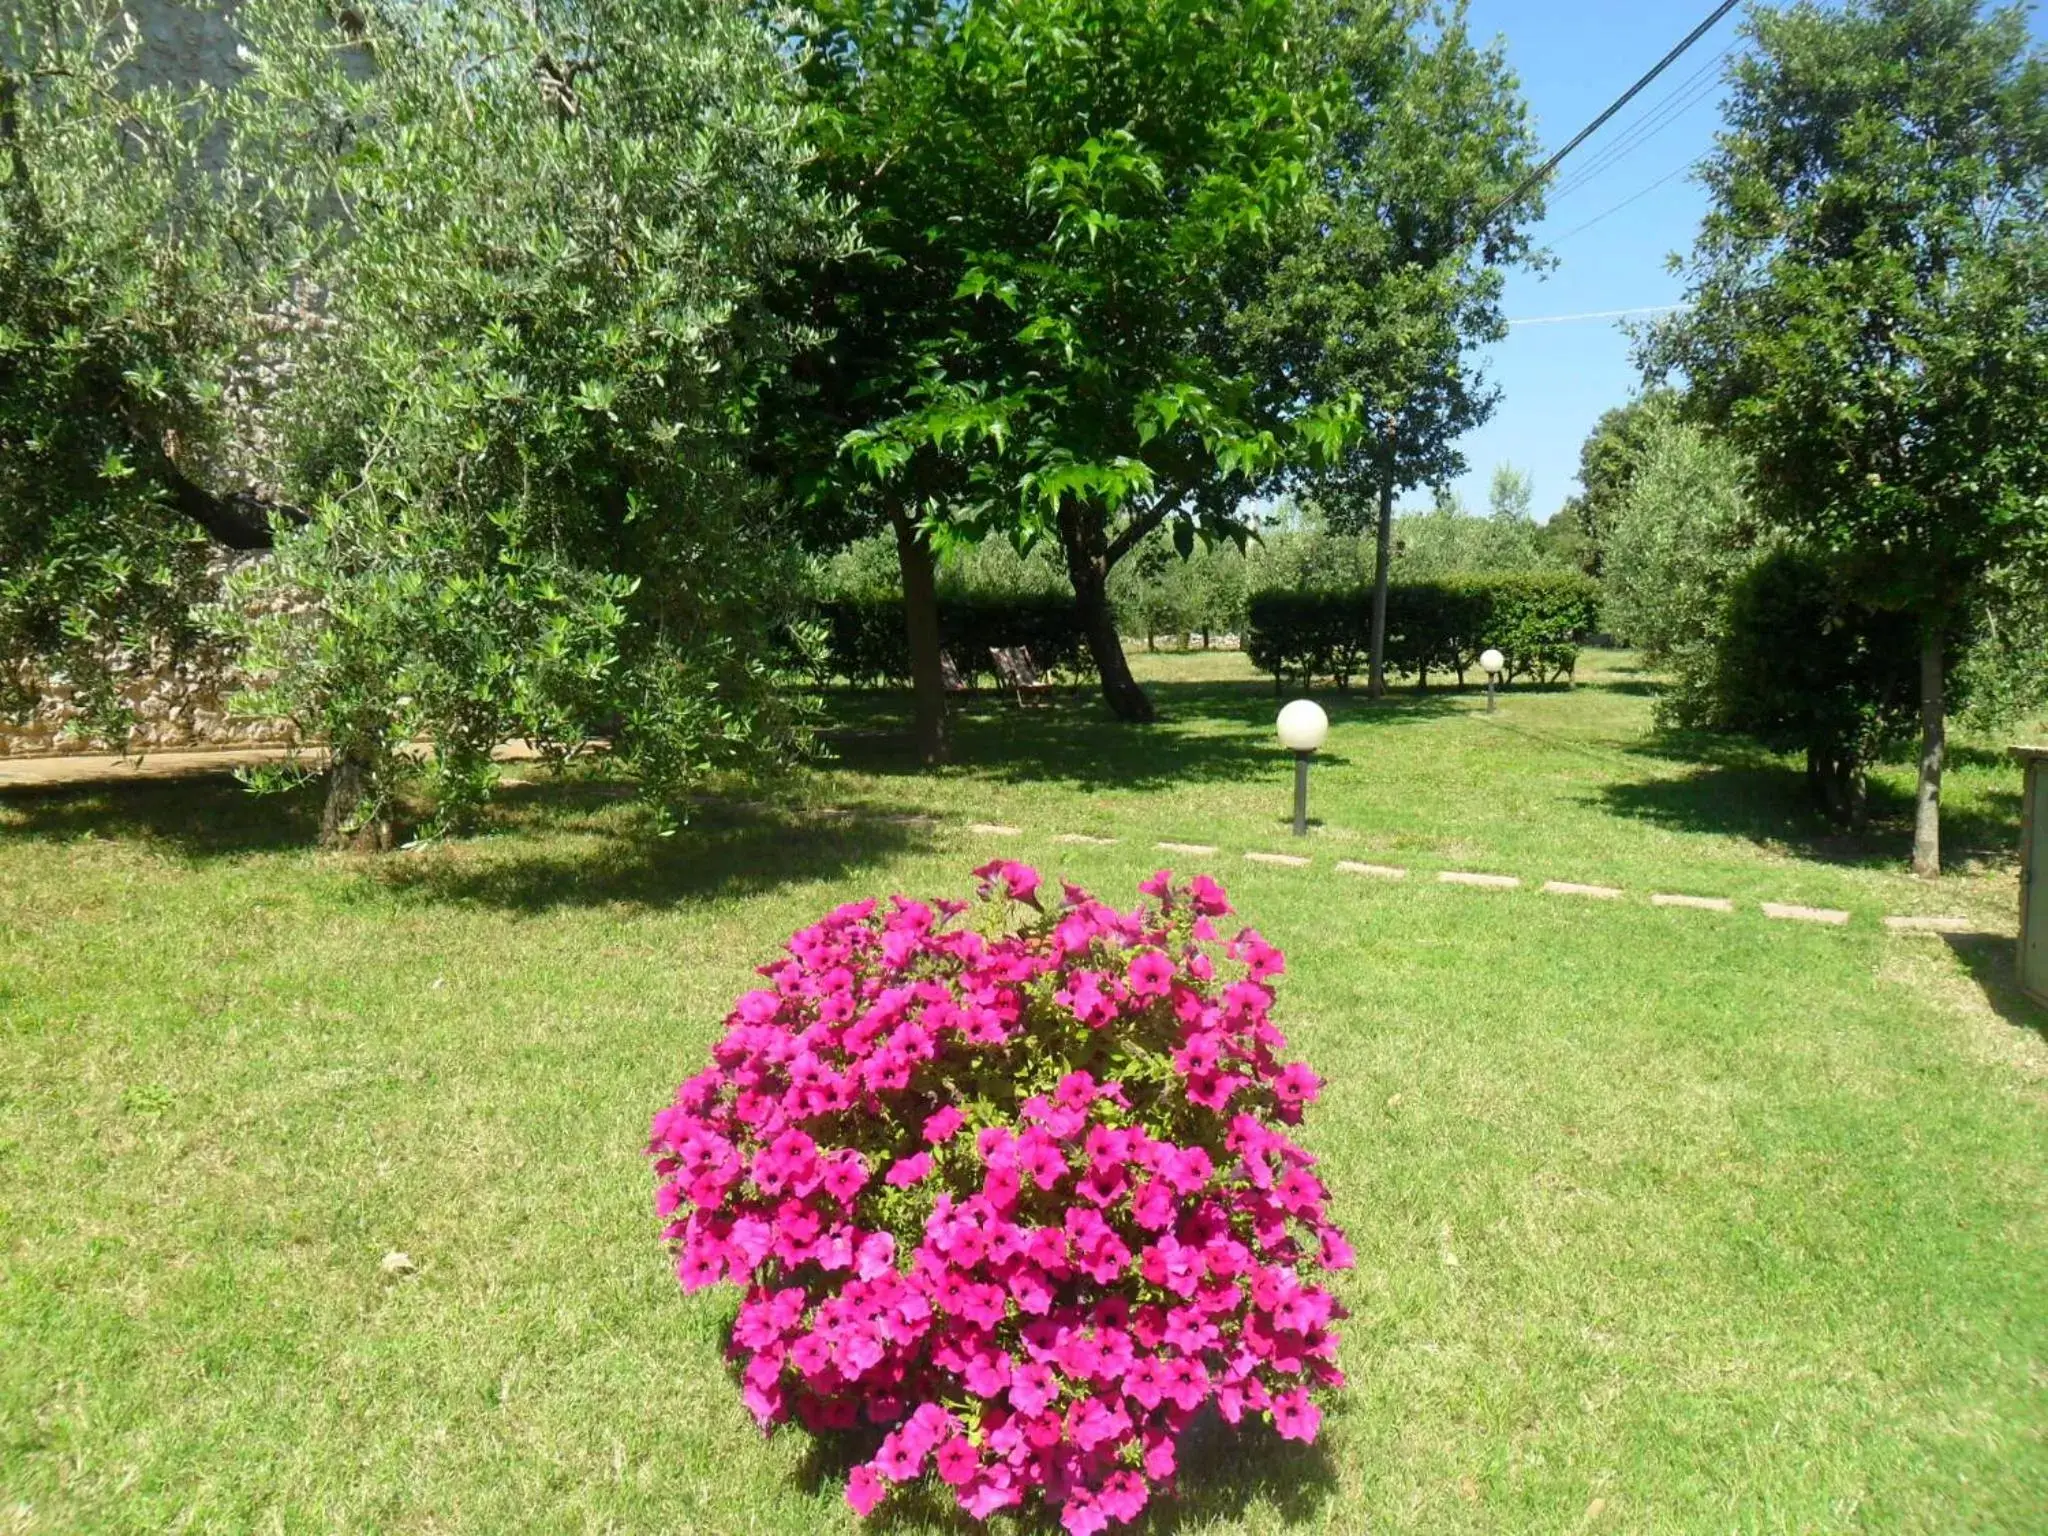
1545, 45, 1733, 206
1504, 305, 1685, 328
1546, 49, 1728, 202
1550, 159, 1700, 244
1476, 0, 1742, 235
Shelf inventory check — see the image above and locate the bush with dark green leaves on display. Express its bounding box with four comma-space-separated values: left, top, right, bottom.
1246, 573, 1600, 691
1712, 549, 1923, 827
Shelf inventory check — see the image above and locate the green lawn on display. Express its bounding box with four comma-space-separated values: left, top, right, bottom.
2, 651, 2044, 1533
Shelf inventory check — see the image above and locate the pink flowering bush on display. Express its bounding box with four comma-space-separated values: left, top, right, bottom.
648, 862, 1351, 1534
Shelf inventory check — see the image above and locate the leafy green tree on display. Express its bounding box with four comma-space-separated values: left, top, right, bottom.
220, 0, 843, 843
1602, 418, 1766, 726
1488, 463, 1534, 523
1555, 390, 1679, 578
1653, 0, 2048, 876
0, 6, 290, 743
1715, 548, 1923, 827
788, 0, 1378, 726
1240, 0, 1542, 696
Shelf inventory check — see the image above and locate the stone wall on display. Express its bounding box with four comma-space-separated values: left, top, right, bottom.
0, 658, 300, 758
1, 555, 304, 759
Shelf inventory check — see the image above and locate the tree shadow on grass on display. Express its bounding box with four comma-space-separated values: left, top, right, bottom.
1595, 734, 2022, 871
819, 680, 1462, 793
370, 789, 932, 914
0, 772, 321, 858
1941, 930, 2048, 1048
790, 1408, 1336, 1533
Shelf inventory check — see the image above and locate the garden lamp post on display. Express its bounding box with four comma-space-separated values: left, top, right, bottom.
1480, 647, 1506, 713
1276, 700, 1329, 837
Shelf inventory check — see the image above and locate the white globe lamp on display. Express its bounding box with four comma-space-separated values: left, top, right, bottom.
1276, 700, 1329, 836
1479, 647, 1506, 712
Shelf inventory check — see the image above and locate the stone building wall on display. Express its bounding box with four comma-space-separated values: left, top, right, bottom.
0, 557, 305, 759
0, 6, 305, 759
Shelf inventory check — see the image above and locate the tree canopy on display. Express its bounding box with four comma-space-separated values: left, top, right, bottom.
1651, 0, 2048, 874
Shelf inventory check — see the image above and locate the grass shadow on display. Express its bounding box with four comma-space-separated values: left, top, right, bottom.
0, 771, 321, 858
818, 680, 1461, 793
371, 786, 930, 914
1596, 734, 2022, 870
1941, 930, 2048, 1047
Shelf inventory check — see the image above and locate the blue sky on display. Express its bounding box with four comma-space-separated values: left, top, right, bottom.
1440, 0, 1748, 520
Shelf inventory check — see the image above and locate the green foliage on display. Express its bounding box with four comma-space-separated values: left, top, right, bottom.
220, 0, 843, 836
779, 0, 1535, 718
1239, 0, 1542, 527
810, 596, 1086, 687
1388, 488, 1564, 578
1245, 572, 1600, 690
1713, 549, 1923, 824
1603, 418, 1768, 727
0, 7, 270, 741
1108, 531, 1254, 648
1653, 0, 2048, 627
1555, 391, 1680, 577
1953, 566, 2048, 731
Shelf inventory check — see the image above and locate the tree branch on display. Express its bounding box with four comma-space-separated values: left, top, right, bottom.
1104, 491, 1180, 568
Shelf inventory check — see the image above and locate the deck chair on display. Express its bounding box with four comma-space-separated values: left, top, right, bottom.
938, 649, 972, 695
989, 645, 1055, 706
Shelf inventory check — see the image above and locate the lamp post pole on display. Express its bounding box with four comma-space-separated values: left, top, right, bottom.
1275, 699, 1330, 838
1479, 647, 1505, 714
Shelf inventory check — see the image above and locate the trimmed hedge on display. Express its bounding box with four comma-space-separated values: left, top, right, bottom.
812, 596, 1088, 687
1245, 573, 1601, 691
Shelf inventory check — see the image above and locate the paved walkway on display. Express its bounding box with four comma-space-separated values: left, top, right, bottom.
0, 746, 317, 789
0, 741, 554, 790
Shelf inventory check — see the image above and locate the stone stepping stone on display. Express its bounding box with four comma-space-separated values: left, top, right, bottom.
966, 822, 1023, 836
1882, 914, 1977, 934
1439, 871, 1520, 889
1052, 833, 1119, 846
1244, 851, 1312, 868
1156, 841, 1218, 855
1652, 892, 1734, 912
1336, 861, 1407, 879
1541, 880, 1623, 900
1761, 902, 1850, 926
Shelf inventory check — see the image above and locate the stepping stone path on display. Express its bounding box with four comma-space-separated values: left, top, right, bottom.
1652, 892, 1734, 912
1541, 880, 1623, 899
1761, 902, 1850, 926
1882, 914, 1977, 934
894, 817, 1869, 932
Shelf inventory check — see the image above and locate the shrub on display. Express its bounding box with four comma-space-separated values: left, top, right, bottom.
648, 865, 1351, 1533
1601, 419, 1765, 728
811, 596, 1088, 687
1713, 549, 1922, 826
1245, 573, 1600, 691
